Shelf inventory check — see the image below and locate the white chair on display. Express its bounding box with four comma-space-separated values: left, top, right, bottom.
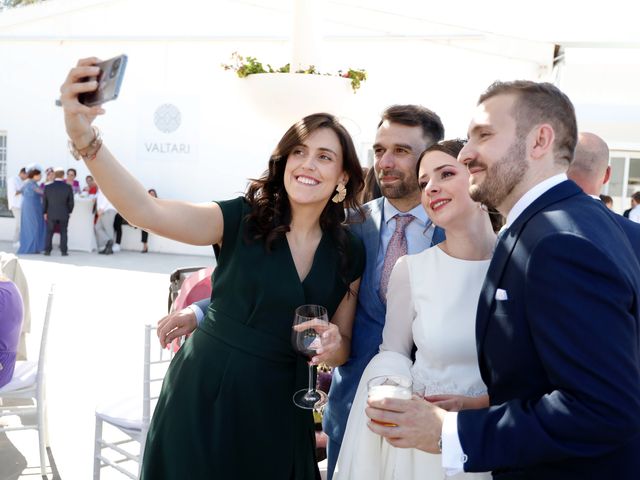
93, 324, 176, 479
0, 284, 55, 478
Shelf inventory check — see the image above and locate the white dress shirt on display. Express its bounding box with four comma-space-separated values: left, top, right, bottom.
7, 176, 24, 210
95, 189, 116, 213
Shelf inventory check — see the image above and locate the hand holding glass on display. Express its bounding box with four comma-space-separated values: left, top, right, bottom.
291, 304, 329, 409
367, 374, 412, 426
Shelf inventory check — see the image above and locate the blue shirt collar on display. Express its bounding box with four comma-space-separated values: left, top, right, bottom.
382, 197, 429, 228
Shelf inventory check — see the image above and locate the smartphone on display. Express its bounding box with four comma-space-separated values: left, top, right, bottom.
79, 54, 128, 106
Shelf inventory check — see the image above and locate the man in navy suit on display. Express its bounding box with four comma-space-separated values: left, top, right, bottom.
367, 81, 640, 479
43, 167, 74, 256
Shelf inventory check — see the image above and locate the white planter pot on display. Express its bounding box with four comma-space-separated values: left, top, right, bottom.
241, 73, 356, 131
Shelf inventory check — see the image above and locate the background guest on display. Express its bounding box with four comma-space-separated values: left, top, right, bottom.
83, 174, 98, 195
112, 212, 124, 253
17, 166, 46, 255
0, 253, 30, 361
66, 168, 81, 195
7, 167, 27, 248
0, 275, 23, 388
599, 194, 613, 209
40, 167, 55, 190
95, 188, 117, 254
623, 196, 637, 218
628, 192, 640, 223
567, 132, 640, 262
43, 167, 74, 256
360, 167, 382, 204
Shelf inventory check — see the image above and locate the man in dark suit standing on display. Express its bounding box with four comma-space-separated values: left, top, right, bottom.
367, 81, 640, 479
43, 167, 74, 256
568, 132, 640, 257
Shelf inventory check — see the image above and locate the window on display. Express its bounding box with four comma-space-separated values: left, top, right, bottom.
0, 132, 8, 215
606, 150, 640, 214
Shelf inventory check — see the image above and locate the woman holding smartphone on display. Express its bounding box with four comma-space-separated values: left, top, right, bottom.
60, 57, 364, 480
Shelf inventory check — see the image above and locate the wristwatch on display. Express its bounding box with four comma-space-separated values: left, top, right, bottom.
69, 126, 102, 161
437, 435, 443, 453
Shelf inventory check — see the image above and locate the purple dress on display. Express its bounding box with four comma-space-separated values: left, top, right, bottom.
0, 280, 24, 388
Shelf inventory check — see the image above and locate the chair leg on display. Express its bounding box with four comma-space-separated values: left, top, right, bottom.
137, 431, 149, 478
38, 400, 48, 478
93, 416, 103, 480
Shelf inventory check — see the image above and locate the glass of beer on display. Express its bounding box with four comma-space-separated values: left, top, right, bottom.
367, 374, 412, 427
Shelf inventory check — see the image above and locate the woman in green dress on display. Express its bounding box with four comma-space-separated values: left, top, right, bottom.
60, 57, 366, 479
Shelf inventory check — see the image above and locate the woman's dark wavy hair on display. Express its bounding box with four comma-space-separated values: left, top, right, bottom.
417, 139, 504, 233
244, 113, 365, 288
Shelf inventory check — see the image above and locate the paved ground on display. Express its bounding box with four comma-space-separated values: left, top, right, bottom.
0, 241, 214, 480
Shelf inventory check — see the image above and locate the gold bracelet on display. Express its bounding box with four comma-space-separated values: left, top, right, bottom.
69, 126, 103, 162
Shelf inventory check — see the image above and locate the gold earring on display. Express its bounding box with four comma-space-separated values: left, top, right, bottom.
332, 183, 347, 203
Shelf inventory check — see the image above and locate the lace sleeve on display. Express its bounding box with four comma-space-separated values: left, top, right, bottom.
379, 255, 414, 357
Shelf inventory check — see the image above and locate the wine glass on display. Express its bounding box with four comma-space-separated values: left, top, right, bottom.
291, 304, 329, 409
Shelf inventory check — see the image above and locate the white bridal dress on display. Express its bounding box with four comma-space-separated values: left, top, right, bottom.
334, 247, 492, 480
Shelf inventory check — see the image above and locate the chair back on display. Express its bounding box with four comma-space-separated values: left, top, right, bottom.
36, 285, 55, 399
140, 324, 175, 453
170, 267, 213, 313
167, 266, 208, 312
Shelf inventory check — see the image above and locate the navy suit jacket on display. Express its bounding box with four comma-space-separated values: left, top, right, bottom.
43, 180, 74, 221
610, 209, 640, 261
458, 181, 640, 479
322, 197, 445, 446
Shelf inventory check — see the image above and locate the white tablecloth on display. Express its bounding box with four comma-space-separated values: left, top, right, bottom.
68, 196, 97, 252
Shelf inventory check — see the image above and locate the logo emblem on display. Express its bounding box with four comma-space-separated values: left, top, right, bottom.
154, 104, 181, 133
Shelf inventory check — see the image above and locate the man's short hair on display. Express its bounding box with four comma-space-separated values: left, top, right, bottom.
19, 167, 26, 174
378, 104, 445, 146
478, 81, 577, 166
632, 191, 640, 204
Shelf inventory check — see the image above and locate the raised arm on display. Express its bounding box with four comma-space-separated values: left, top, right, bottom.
59, 57, 222, 246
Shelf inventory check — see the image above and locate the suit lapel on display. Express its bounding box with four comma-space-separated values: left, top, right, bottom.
431, 225, 445, 246
363, 199, 384, 302
476, 180, 583, 357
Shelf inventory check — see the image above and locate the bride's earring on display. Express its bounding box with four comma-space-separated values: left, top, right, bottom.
332, 183, 347, 203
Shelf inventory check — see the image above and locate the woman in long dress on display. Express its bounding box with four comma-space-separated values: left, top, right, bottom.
335, 140, 496, 480
17, 167, 46, 254
60, 57, 365, 479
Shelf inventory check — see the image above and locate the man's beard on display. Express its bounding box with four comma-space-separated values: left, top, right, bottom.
377, 170, 420, 199
468, 139, 528, 209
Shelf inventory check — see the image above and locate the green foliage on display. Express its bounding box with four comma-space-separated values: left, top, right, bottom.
222, 52, 367, 93
1, 0, 45, 10
339, 68, 368, 93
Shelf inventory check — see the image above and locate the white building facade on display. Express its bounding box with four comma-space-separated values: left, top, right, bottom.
1, 0, 639, 254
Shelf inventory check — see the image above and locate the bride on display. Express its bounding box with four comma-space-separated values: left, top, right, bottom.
334, 139, 496, 479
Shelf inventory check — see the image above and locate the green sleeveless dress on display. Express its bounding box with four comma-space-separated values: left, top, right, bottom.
141, 197, 365, 479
